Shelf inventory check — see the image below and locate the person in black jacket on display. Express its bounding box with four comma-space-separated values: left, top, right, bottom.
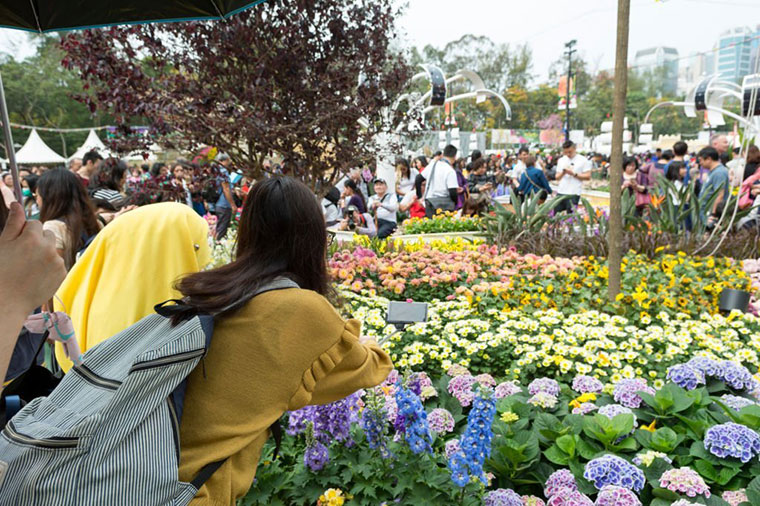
467, 158, 494, 196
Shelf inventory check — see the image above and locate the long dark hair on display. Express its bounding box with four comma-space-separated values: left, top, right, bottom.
344, 179, 366, 209
91, 157, 127, 191
37, 169, 100, 266
175, 176, 329, 319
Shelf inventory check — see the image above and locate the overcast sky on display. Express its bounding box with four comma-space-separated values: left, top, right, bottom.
398, 0, 760, 82
0, 0, 758, 84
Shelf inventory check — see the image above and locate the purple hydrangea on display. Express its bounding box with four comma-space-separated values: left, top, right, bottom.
448, 375, 477, 407
583, 454, 645, 492
494, 381, 522, 399
428, 408, 455, 434
483, 488, 523, 506
444, 439, 460, 459
667, 364, 705, 390
613, 378, 655, 409
529, 377, 561, 397
544, 469, 577, 497
686, 357, 722, 377
546, 489, 594, 506
659, 467, 711, 498
303, 440, 329, 471
722, 489, 749, 506
718, 361, 754, 390
572, 402, 598, 415
720, 394, 756, 411
572, 375, 604, 394
704, 422, 760, 463
598, 404, 637, 426
594, 485, 642, 506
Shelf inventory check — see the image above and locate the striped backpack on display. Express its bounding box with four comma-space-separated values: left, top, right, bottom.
0, 278, 298, 505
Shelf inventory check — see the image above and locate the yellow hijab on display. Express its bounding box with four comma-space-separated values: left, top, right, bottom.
55, 202, 211, 372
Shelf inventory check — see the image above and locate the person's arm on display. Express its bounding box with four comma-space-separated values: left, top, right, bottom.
711, 176, 728, 216
221, 180, 237, 214
357, 214, 376, 237
0, 203, 66, 388
537, 171, 553, 194
516, 173, 529, 195
575, 162, 592, 181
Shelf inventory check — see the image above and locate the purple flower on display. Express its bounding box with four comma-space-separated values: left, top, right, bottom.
428, 408, 455, 434
704, 422, 760, 463
395, 383, 432, 454
718, 361, 754, 390
667, 364, 705, 390
522, 496, 546, 506
572, 403, 598, 415
303, 440, 329, 471
448, 375, 477, 407
544, 469, 577, 498
546, 489, 593, 506
613, 378, 655, 409
583, 455, 645, 492
529, 377, 561, 397
720, 394, 756, 411
494, 381, 522, 399
444, 439, 460, 459
598, 404, 636, 424
659, 467, 711, 498
448, 394, 496, 487
287, 391, 363, 445
686, 357, 722, 377
572, 375, 603, 394
722, 489, 749, 506
594, 485, 642, 506
483, 488, 523, 506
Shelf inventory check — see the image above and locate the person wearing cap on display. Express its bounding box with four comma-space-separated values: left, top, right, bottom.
368, 178, 398, 239
214, 153, 237, 240
338, 204, 376, 237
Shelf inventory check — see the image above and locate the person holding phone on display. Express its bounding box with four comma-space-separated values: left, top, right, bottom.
554, 141, 591, 213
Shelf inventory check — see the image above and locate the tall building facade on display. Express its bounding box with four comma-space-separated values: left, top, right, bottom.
633, 46, 679, 96
716, 26, 754, 82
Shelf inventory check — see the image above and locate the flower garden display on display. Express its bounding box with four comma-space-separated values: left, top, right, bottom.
400, 213, 483, 235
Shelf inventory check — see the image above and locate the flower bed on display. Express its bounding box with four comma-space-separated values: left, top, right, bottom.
400, 213, 483, 234
346, 290, 760, 386
332, 246, 752, 326
244, 364, 760, 506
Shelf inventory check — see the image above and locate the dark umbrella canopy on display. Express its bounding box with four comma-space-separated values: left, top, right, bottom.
0, 0, 267, 32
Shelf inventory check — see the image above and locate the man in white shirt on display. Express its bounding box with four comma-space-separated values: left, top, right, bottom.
368, 178, 398, 239
508, 146, 529, 188
554, 140, 591, 213
418, 144, 459, 217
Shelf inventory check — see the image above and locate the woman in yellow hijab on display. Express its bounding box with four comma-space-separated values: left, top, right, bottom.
54, 202, 211, 371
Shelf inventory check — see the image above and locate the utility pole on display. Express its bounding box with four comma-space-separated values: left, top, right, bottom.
608, 0, 631, 301
564, 39, 577, 143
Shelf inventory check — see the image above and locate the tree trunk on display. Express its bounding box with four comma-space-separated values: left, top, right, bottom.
607, 0, 631, 301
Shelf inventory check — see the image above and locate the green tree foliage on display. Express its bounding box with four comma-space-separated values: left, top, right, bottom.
0, 34, 105, 158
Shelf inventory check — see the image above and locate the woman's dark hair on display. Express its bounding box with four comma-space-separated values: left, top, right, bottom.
747, 145, 760, 165
91, 158, 127, 192
150, 162, 166, 178
23, 174, 39, 194
395, 157, 410, 178
37, 169, 100, 267
175, 177, 329, 320
415, 155, 428, 168
0, 201, 8, 230
623, 156, 639, 171
666, 161, 685, 181
344, 179, 366, 209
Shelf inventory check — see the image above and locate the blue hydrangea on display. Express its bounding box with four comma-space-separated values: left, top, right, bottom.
583, 454, 645, 492
667, 364, 705, 390
448, 393, 496, 487
704, 422, 760, 463
720, 394, 756, 412
395, 383, 432, 454
718, 361, 754, 391
686, 357, 722, 377
598, 404, 636, 425
483, 488, 523, 506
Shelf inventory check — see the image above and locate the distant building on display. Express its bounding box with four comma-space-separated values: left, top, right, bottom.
679, 52, 712, 96
633, 46, 679, 96
716, 26, 754, 82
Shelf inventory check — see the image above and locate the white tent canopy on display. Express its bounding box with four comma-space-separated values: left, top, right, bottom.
68, 129, 111, 161
14, 129, 66, 165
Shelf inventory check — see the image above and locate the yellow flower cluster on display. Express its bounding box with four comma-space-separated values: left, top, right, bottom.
345, 290, 760, 387
350, 234, 484, 254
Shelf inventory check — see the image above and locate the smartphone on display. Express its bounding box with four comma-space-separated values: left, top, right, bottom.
387, 301, 428, 327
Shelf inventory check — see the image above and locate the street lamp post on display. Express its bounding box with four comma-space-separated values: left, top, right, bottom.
564, 39, 577, 143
